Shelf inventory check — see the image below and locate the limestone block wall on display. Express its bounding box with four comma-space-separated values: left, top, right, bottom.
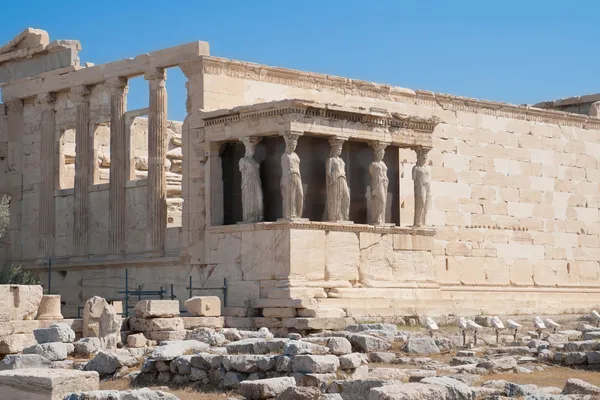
180, 56, 600, 315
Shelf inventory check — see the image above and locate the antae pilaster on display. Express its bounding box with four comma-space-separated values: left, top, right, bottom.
71, 85, 91, 256
37, 93, 56, 258
145, 68, 167, 255
107, 77, 128, 255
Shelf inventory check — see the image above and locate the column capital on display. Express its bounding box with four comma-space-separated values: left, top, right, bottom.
370, 140, 390, 151
5, 98, 23, 113
70, 85, 91, 104
36, 93, 56, 110
106, 77, 128, 94
328, 136, 347, 146
144, 68, 166, 83
240, 136, 262, 146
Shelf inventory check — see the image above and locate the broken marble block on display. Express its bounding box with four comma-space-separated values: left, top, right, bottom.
0, 285, 44, 322
134, 300, 180, 318
184, 296, 221, 317
0, 368, 99, 400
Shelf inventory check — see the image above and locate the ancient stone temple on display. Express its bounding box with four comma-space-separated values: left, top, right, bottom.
1, 28, 600, 322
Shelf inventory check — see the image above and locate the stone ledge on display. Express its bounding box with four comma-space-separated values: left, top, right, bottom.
208, 221, 436, 236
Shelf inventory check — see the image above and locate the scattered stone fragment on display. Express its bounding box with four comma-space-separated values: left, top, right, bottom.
85, 351, 139, 376
562, 378, 600, 395
184, 296, 221, 317
284, 340, 329, 356
406, 369, 437, 382
134, 300, 179, 318
368, 383, 448, 400
74, 338, 102, 357
0, 354, 51, 370
327, 379, 395, 400
326, 337, 352, 355
151, 340, 208, 361
33, 323, 75, 344
127, 333, 148, 348
420, 376, 473, 399
292, 355, 340, 373
275, 386, 322, 400
370, 352, 396, 363
238, 376, 296, 399
23, 342, 69, 361
403, 337, 441, 355
339, 353, 364, 369
476, 356, 517, 372
368, 368, 408, 381
350, 334, 392, 353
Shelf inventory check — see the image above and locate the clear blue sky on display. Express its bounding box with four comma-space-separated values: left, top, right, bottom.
1, 0, 598, 121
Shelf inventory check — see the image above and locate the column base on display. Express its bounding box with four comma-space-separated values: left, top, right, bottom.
328, 220, 354, 225
276, 218, 310, 223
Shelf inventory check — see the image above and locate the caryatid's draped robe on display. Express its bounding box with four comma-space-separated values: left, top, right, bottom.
239, 155, 263, 222
326, 156, 350, 221
412, 162, 431, 227
369, 160, 389, 224
281, 151, 303, 219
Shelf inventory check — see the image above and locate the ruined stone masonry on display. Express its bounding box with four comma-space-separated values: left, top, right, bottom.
1, 28, 600, 320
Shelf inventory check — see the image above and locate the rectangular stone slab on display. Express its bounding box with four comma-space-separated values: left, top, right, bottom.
0, 368, 99, 400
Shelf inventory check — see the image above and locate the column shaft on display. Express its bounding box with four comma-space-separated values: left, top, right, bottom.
37, 93, 56, 258
108, 78, 128, 254
145, 68, 167, 254
72, 85, 91, 256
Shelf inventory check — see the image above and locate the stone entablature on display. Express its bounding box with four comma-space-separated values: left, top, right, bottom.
199, 56, 600, 129
200, 99, 439, 148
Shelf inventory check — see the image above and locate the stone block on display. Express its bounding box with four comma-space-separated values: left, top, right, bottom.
0, 354, 51, 371
23, 342, 69, 361
129, 317, 184, 332
145, 330, 187, 342
297, 308, 346, 318
127, 333, 148, 348
184, 296, 221, 317
134, 300, 180, 318
34, 323, 75, 344
182, 316, 225, 329
292, 355, 340, 373
263, 307, 296, 318
0, 333, 37, 354
0, 285, 43, 322
325, 231, 359, 281
0, 368, 98, 400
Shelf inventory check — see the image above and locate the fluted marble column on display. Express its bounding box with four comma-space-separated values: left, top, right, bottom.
37, 93, 56, 258
107, 77, 128, 255
72, 85, 91, 256
145, 68, 167, 254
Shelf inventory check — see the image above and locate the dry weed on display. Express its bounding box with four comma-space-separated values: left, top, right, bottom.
99, 378, 232, 400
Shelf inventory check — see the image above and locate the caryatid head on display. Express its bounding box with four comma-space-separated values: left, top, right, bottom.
283, 133, 300, 154
329, 138, 345, 157
416, 147, 430, 167
241, 136, 261, 157
371, 141, 388, 162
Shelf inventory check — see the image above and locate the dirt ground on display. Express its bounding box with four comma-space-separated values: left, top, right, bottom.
99, 379, 233, 400
484, 365, 600, 389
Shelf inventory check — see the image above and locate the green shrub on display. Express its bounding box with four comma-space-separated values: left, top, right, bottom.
0, 262, 40, 285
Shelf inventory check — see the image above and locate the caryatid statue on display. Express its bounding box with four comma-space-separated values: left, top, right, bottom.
281, 133, 304, 219
239, 137, 263, 223
326, 137, 350, 222
369, 141, 389, 225
412, 147, 431, 227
